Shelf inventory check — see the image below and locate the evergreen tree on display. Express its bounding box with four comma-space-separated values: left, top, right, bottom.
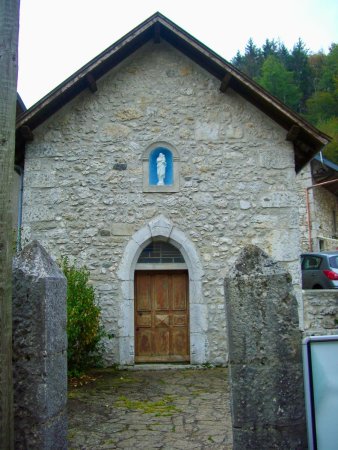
289, 39, 313, 111
306, 91, 337, 123
234, 38, 263, 79
276, 42, 291, 68
256, 55, 302, 110
262, 38, 278, 59
231, 50, 242, 65
308, 52, 326, 92
318, 43, 338, 92
305, 44, 338, 163
231, 38, 338, 164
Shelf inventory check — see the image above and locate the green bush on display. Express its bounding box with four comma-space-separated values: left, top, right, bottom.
60, 257, 105, 376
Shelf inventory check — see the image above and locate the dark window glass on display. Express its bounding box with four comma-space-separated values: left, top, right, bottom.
138, 242, 184, 263
303, 256, 322, 270
329, 256, 338, 269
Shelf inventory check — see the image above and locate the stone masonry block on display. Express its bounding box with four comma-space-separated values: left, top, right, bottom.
190, 332, 207, 364
13, 352, 67, 422
169, 226, 188, 247
230, 362, 305, 426
14, 409, 67, 450
12, 240, 67, 450
148, 215, 173, 238
13, 276, 67, 357
224, 245, 307, 450
180, 243, 204, 279
132, 225, 152, 245
13, 242, 67, 358
120, 280, 134, 301
117, 238, 142, 280
190, 304, 208, 333
119, 300, 134, 337
225, 273, 301, 365
119, 337, 135, 366
233, 422, 306, 450
189, 279, 204, 304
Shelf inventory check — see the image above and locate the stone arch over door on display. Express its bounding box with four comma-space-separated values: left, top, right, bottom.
117, 215, 207, 365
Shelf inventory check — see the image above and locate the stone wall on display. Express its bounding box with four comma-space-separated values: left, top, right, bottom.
297, 163, 313, 252
303, 290, 338, 336
313, 186, 338, 250
22, 41, 301, 365
297, 163, 338, 252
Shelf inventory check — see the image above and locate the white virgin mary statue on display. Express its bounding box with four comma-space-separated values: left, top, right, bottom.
156, 153, 166, 185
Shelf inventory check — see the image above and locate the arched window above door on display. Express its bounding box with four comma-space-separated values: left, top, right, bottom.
138, 241, 184, 263
136, 241, 187, 270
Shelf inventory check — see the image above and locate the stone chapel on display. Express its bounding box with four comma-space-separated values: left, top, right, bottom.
15, 13, 329, 366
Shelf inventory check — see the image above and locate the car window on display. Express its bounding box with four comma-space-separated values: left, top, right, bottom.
303, 256, 322, 270
329, 256, 338, 269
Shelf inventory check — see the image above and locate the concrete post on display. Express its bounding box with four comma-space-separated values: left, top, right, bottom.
12, 241, 67, 449
224, 245, 307, 450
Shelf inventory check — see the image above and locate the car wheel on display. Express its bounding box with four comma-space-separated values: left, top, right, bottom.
313, 284, 323, 289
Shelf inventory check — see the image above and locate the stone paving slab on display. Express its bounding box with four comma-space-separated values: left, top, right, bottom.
68, 367, 232, 449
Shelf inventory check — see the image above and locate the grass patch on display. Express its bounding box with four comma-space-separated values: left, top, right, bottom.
115, 395, 180, 416
201, 362, 214, 369
108, 375, 137, 385
102, 438, 116, 445
68, 391, 79, 399
191, 389, 208, 396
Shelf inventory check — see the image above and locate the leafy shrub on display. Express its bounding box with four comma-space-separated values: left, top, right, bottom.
60, 257, 105, 376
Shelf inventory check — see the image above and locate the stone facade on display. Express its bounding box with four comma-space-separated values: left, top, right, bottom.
312, 186, 338, 250
303, 290, 338, 336
21, 42, 301, 366
297, 164, 312, 252
297, 163, 338, 252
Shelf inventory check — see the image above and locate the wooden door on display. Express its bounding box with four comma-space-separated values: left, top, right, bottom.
135, 271, 189, 363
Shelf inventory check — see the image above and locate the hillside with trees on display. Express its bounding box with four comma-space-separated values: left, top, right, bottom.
232, 40, 338, 163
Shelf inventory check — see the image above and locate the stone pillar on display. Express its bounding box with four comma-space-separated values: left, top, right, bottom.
12, 241, 67, 449
224, 245, 307, 450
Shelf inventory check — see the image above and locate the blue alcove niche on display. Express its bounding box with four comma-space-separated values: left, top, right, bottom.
149, 147, 173, 186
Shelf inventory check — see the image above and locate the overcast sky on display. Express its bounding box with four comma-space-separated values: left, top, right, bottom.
18, 0, 338, 108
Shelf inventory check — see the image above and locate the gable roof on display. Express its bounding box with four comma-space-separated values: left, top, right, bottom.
16, 94, 26, 117
16, 12, 330, 171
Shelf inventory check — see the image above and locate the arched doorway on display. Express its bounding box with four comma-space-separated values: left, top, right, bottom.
135, 241, 189, 363
117, 215, 207, 365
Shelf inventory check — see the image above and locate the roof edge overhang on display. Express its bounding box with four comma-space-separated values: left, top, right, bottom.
16, 12, 330, 171
311, 155, 338, 196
